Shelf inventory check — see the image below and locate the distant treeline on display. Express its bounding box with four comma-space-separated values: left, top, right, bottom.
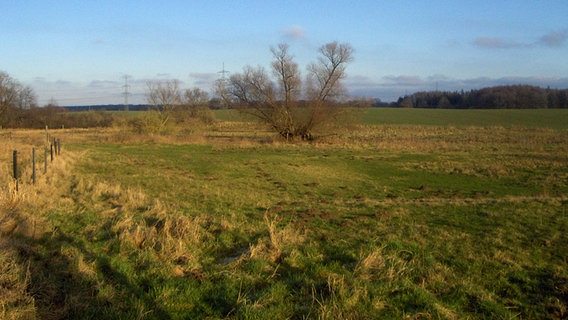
62, 99, 226, 112
61, 85, 568, 111
394, 85, 568, 109
62, 104, 149, 112
0, 105, 115, 129
2, 85, 567, 129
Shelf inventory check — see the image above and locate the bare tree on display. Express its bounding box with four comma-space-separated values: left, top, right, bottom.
183, 87, 209, 107
1, 71, 38, 125
272, 43, 301, 106
306, 42, 353, 103
218, 41, 353, 140
0, 71, 20, 116
17, 86, 37, 109
182, 87, 209, 115
145, 79, 182, 128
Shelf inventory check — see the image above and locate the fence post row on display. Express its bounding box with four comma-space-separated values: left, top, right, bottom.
9, 136, 61, 192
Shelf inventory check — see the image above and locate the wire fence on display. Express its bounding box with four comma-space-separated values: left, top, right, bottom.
5, 127, 62, 192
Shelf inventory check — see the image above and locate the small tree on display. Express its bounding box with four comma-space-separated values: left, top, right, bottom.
145, 80, 216, 133
182, 87, 209, 115
218, 41, 353, 140
183, 87, 209, 108
145, 79, 182, 130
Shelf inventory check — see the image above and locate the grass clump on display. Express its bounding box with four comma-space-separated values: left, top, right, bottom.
0, 240, 36, 320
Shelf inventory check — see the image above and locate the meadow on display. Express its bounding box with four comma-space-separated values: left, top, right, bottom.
216, 108, 568, 129
1, 109, 567, 319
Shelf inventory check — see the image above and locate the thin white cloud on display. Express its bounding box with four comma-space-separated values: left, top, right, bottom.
88, 80, 119, 88
55, 80, 73, 87
473, 37, 522, 49
539, 29, 568, 47
91, 38, 106, 45
281, 25, 306, 40
382, 75, 426, 87
474, 29, 568, 49
189, 72, 218, 88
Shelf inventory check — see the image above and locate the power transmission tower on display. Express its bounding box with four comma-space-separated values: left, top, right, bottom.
122, 75, 131, 111
218, 63, 229, 82
217, 63, 230, 109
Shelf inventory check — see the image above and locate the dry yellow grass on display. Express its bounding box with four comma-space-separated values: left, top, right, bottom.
317, 124, 568, 154
0, 240, 36, 320
249, 212, 307, 264
7, 122, 566, 155
0, 129, 81, 320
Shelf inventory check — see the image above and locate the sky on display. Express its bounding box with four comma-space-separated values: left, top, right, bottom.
1, 0, 567, 106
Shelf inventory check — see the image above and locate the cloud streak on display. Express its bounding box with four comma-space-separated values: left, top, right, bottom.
88, 80, 120, 88
474, 29, 568, 49
189, 72, 218, 87
473, 37, 523, 49
539, 29, 568, 47
281, 25, 306, 40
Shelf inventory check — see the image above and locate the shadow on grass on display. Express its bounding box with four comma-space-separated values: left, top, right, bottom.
13, 229, 172, 319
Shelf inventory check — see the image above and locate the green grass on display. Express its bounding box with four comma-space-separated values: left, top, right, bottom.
358, 108, 568, 129
2, 115, 568, 318
214, 108, 568, 129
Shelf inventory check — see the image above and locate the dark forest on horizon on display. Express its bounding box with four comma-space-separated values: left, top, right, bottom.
393, 84, 568, 109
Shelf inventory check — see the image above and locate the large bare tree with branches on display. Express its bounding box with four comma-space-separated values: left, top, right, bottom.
218, 41, 353, 140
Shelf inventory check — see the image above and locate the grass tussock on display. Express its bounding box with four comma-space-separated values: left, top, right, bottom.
0, 241, 36, 320
248, 212, 307, 264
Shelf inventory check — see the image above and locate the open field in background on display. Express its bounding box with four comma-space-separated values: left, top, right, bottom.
359, 108, 568, 129
215, 108, 568, 130
1, 109, 567, 319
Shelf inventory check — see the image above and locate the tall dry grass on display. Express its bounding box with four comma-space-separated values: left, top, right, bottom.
0, 129, 79, 319
248, 212, 307, 264
0, 129, 70, 239
315, 124, 568, 153
65, 175, 216, 277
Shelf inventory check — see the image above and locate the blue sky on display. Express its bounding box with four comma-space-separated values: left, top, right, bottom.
1, 0, 567, 105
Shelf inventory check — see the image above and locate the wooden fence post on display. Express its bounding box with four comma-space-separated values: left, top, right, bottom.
57, 138, 61, 155
50, 143, 54, 162
44, 147, 48, 174
13, 150, 18, 191
32, 147, 36, 184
